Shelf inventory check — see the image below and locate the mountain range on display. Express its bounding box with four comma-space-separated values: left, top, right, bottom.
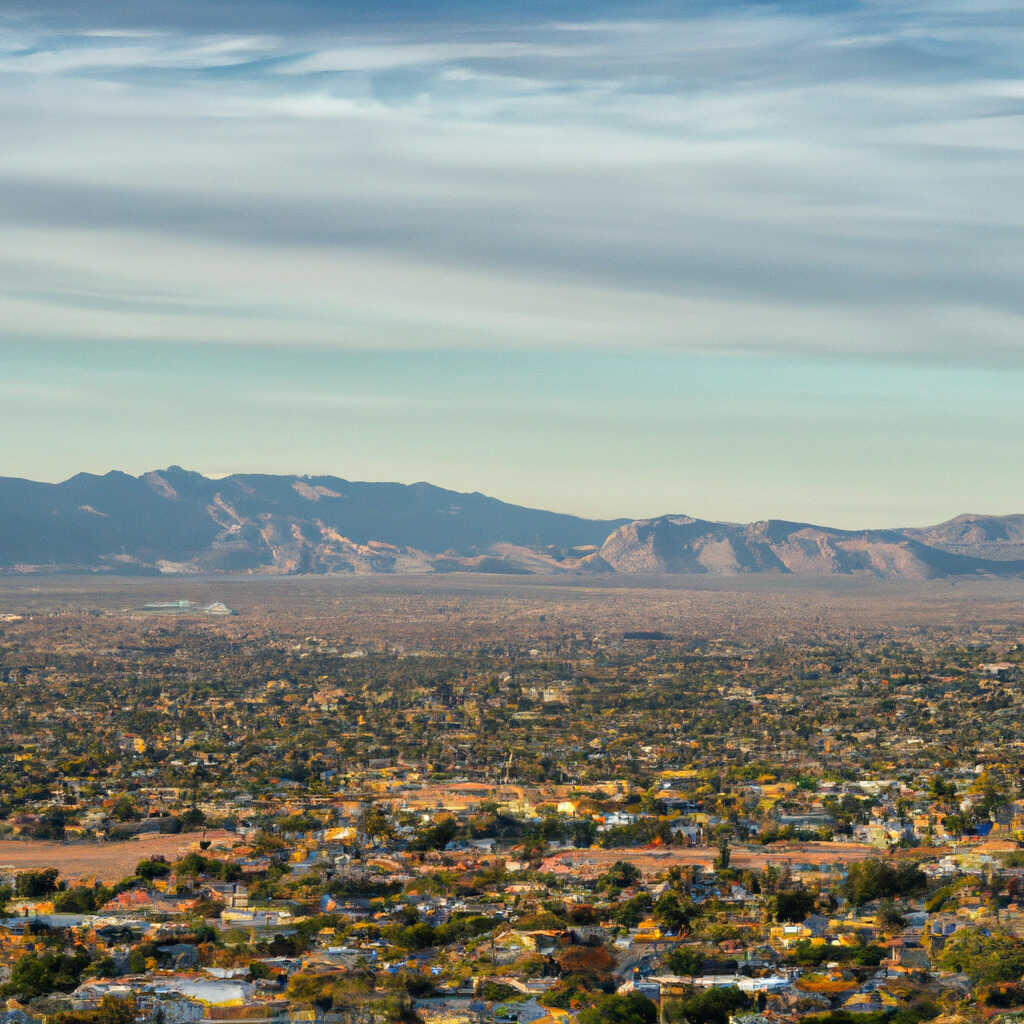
2, 467, 1024, 580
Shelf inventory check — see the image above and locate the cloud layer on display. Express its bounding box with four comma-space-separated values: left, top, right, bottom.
2, 0, 1024, 362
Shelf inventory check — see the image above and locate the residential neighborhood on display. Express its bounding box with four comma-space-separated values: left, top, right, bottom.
2, 581, 1024, 1024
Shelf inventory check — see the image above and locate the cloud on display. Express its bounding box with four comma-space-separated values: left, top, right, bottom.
277, 41, 586, 74
2, 2, 1024, 364
0, 33, 279, 74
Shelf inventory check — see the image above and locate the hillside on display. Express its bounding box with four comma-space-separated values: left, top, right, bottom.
905, 513, 1024, 562
595, 515, 1021, 580
0, 467, 624, 575
2, 468, 1024, 579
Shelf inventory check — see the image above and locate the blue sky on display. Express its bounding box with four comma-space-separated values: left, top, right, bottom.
2, 0, 1023, 525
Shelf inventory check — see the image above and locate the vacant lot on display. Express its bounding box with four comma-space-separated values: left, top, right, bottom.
541, 841, 884, 880
0, 831, 235, 884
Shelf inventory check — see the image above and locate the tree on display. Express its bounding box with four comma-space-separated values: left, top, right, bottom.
877, 899, 905, 930
55, 996, 136, 1024
655, 891, 697, 934
598, 861, 641, 892
15, 868, 60, 898
54, 887, 102, 914
398, 922, 437, 950
840, 860, 925, 906
180, 806, 207, 830
579, 992, 658, 1024
288, 972, 337, 1007
32, 810, 66, 840
572, 818, 598, 848
772, 887, 815, 923
313, 994, 333, 1022
111, 796, 137, 822
666, 947, 704, 979
556, 946, 615, 978
136, 858, 171, 880
614, 893, 652, 928
936, 927, 1024, 984
175, 852, 208, 878
928, 776, 955, 800
664, 986, 749, 1024
360, 807, 393, 845
1, 950, 92, 999
714, 836, 730, 872
408, 817, 458, 851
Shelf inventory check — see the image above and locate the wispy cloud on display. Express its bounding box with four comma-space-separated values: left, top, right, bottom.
2, 1, 1024, 364
277, 41, 586, 74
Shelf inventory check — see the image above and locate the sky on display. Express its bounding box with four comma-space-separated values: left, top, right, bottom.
2, 0, 1024, 526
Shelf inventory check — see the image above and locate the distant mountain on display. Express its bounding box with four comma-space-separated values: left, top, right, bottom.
595, 515, 1024, 580
1, 468, 1023, 579
905, 513, 1024, 562
0, 467, 625, 575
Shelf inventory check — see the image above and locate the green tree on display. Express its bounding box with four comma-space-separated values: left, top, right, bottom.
136, 858, 171, 880
1, 950, 92, 999
598, 861, 641, 893
664, 986, 749, 1024
655, 891, 697, 934
360, 807, 394, 845
180, 806, 207, 830
714, 836, 730, 872
840, 860, 925, 906
666, 947, 704, 979
111, 796, 137, 822
398, 922, 437, 950
579, 992, 658, 1024
15, 868, 60, 898
55, 996, 136, 1024
936, 927, 1024, 984
408, 817, 458, 851
772, 887, 815, 923
54, 887, 101, 914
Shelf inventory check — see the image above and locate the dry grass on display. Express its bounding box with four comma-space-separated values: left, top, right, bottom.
0, 830, 235, 884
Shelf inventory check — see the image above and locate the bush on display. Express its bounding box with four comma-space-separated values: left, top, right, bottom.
136, 858, 171, 880
480, 981, 521, 1002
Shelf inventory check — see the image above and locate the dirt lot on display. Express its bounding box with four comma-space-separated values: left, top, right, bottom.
540, 841, 885, 879
0, 830, 236, 884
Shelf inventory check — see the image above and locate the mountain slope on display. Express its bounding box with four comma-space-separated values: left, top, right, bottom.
2, 468, 1024, 579
596, 515, 1024, 580
0, 467, 626, 574
905, 513, 1024, 562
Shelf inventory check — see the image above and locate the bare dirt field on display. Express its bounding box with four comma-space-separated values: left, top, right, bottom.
0, 830, 235, 884
541, 841, 886, 879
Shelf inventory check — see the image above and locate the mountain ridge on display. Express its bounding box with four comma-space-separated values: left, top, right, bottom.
2, 468, 1023, 579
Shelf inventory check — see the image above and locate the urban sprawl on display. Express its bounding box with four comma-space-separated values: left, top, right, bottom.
2, 581, 1024, 1024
